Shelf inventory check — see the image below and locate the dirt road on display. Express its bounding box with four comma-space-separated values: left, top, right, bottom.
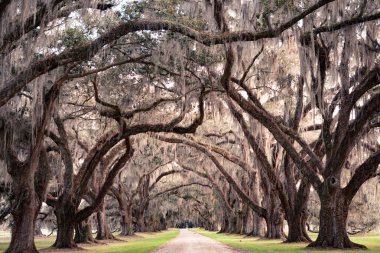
151, 229, 245, 253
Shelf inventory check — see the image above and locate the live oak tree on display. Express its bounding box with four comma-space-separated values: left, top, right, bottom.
0, 1, 205, 250
216, 13, 379, 252
177, 0, 379, 248
1, 0, 380, 252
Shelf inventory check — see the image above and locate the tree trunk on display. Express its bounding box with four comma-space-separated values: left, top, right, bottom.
96, 202, 115, 240
119, 203, 134, 236
264, 204, 284, 239
159, 213, 166, 231
136, 211, 146, 232
75, 219, 95, 244
218, 215, 229, 233
241, 204, 250, 235
227, 215, 238, 234
286, 210, 311, 242
5, 149, 51, 253
308, 182, 366, 249
262, 182, 283, 239
286, 207, 311, 242
236, 213, 245, 234
219, 213, 238, 234
5, 174, 39, 253
265, 216, 283, 239
286, 178, 311, 243
250, 212, 265, 236
53, 196, 76, 248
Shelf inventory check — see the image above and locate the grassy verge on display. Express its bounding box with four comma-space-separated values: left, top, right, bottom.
0, 229, 179, 253
191, 228, 380, 253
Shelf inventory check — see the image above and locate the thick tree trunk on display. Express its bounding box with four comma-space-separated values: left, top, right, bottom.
53, 196, 76, 248
5, 175, 39, 253
5, 149, 51, 253
241, 204, 250, 235
159, 214, 167, 231
136, 211, 146, 232
227, 216, 239, 234
250, 212, 265, 236
120, 222, 134, 236
235, 213, 244, 234
262, 182, 283, 239
75, 219, 95, 244
218, 215, 229, 233
204, 221, 217, 231
308, 180, 365, 249
119, 203, 134, 236
219, 213, 238, 234
265, 216, 283, 239
264, 203, 284, 239
286, 179, 311, 243
96, 211, 114, 240
286, 210, 311, 243
225, 216, 233, 234
96, 202, 115, 240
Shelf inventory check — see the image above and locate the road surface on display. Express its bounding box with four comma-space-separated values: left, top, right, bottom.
151, 229, 245, 253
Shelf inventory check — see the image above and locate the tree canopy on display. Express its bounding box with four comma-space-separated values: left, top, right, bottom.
0, 0, 379, 252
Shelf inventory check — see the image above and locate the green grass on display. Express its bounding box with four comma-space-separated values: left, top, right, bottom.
0, 229, 179, 253
191, 228, 380, 253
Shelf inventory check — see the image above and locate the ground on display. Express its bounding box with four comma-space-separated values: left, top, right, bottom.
192, 228, 380, 253
1, 228, 380, 252
0, 229, 179, 253
152, 229, 244, 253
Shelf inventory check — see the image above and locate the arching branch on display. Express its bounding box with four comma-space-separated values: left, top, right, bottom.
0, 0, 346, 107
222, 47, 322, 190
343, 150, 380, 202
75, 138, 134, 222
154, 133, 267, 218
179, 163, 234, 214
149, 182, 212, 200
149, 170, 185, 191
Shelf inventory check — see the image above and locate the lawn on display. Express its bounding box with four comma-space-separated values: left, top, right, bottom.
0, 229, 179, 253
192, 228, 380, 253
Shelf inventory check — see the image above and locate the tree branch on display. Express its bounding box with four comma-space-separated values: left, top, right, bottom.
343, 150, 380, 202
0, 0, 337, 107
154, 133, 268, 218
75, 138, 134, 222
150, 182, 211, 200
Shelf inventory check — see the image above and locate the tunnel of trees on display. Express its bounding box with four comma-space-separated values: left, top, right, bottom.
0, 0, 379, 252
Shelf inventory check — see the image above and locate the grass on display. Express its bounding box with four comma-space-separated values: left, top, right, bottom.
0, 229, 179, 253
191, 228, 380, 253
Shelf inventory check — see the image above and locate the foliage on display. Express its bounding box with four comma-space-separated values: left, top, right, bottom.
120, 0, 207, 30
57, 28, 89, 50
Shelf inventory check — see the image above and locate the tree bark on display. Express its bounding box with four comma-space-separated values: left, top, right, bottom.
75, 219, 95, 244
286, 178, 312, 243
226, 215, 238, 234
136, 211, 146, 232
218, 215, 229, 233
5, 168, 39, 253
4, 107, 54, 253
96, 202, 115, 240
308, 179, 366, 249
287, 210, 311, 243
250, 211, 265, 237
264, 215, 283, 239
52, 195, 77, 248
119, 203, 134, 236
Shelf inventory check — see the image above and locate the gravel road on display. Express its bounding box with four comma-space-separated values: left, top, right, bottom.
151, 229, 245, 253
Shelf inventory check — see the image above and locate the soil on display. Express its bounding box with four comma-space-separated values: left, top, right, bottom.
151, 229, 246, 253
